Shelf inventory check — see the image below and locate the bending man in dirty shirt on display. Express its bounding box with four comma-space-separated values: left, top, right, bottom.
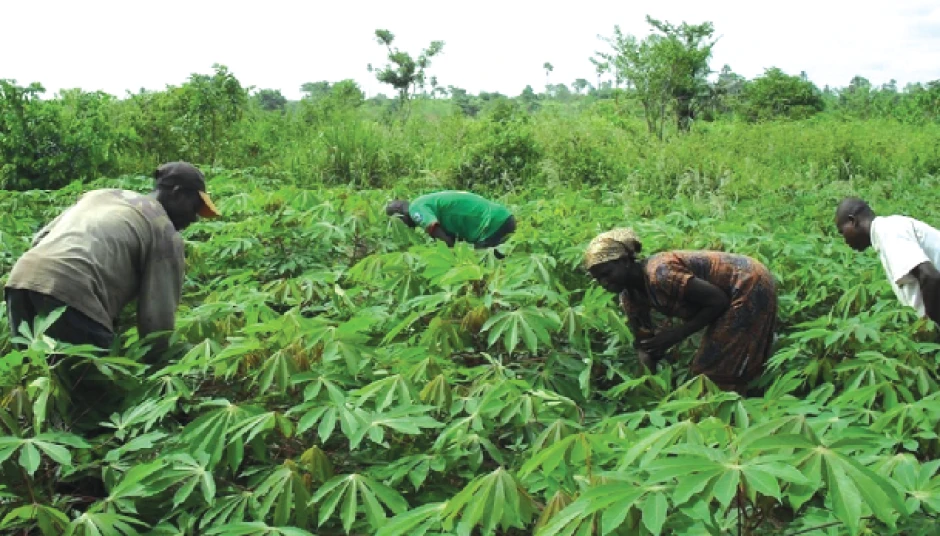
4, 161, 220, 364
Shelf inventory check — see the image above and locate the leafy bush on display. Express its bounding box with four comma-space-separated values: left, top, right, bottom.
0, 81, 122, 189
450, 99, 541, 191
740, 67, 826, 122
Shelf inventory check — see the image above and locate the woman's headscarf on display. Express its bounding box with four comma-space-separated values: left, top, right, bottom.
583, 228, 642, 270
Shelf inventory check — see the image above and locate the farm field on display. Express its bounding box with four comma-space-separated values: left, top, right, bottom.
2, 163, 940, 535
2, 16, 940, 532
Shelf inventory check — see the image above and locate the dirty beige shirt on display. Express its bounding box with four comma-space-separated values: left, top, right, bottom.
6, 189, 185, 338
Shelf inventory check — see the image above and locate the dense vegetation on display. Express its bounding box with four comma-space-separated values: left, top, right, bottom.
3, 15, 940, 536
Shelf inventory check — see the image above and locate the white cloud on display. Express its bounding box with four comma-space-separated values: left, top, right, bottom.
2, 0, 938, 100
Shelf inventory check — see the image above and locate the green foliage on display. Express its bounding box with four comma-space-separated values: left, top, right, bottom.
172, 63, 249, 164
451, 99, 541, 190
370, 29, 444, 116
2, 16, 940, 535
253, 89, 288, 112
0, 80, 124, 189
596, 16, 716, 137
2, 165, 940, 535
742, 67, 826, 121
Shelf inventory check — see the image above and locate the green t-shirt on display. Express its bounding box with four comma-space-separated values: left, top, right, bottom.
408, 191, 512, 243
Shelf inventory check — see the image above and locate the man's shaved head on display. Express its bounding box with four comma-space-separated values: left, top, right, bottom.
836, 197, 875, 227
835, 197, 876, 251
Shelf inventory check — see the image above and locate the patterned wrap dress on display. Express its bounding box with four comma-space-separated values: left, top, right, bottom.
619, 251, 778, 390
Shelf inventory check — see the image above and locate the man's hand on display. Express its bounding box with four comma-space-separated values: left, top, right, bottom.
428, 225, 455, 247
638, 327, 686, 355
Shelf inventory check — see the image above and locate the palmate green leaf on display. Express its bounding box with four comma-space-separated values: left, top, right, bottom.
101, 459, 167, 511
641, 491, 668, 536
442, 467, 538, 536
204, 521, 315, 536
351, 374, 418, 412
836, 450, 909, 525
742, 466, 781, 500
19, 440, 40, 475
481, 306, 561, 355
519, 433, 601, 481
256, 350, 298, 394
100, 397, 179, 441
382, 293, 452, 344
0, 437, 22, 465
422, 246, 485, 289
711, 468, 741, 509
303, 316, 373, 375
370, 453, 444, 491
534, 490, 574, 533
309, 473, 409, 533
299, 445, 334, 484
145, 453, 216, 509
0, 431, 85, 476
375, 502, 446, 536
618, 420, 702, 469
673, 469, 722, 506
66, 511, 148, 536
0, 504, 70, 536
178, 400, 263, 468
199, 491, 256, 530
824, 454, 863, 534
295, 373, 349, 405
536, 478, 646, 536
252, 462, 311, 527
788, 444, 909, 534
891, 458, 940, 514
294, 405, 332, 438
229, 411, 285, 445
418, 373, 452, 412
744, 433, 817, 452
347, 405, 443, 450
104, 432, 168, 463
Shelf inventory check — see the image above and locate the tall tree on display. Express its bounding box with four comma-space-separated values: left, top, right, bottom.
519, 85, 541, 112
596, 16, 717, 138
543, 62, 554, 91
253, 88, 287, 111
572, 79, 591, 95
369, 29, 444, 117
176, 63, 248, 164
300, 81, 332, 101
708, 64, 746, 116
589, 58, 608, 90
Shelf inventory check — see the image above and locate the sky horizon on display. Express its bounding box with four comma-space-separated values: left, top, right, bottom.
4, 0, 939, 101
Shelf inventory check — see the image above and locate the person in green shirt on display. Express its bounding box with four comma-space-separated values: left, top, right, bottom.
386, 191, 516, 258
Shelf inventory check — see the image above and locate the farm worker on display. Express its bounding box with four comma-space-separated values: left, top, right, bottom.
836, 197, 940, 325
5, 161, 220, 363
583, 228, 778, 395
385, 191, 516, 259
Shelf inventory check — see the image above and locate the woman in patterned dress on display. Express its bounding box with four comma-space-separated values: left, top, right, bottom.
583, 228, 778, 394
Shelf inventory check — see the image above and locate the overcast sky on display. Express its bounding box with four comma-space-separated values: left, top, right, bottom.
4, 0, 939, 100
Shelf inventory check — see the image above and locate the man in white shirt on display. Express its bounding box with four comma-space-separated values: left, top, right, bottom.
836, 197, 940, 324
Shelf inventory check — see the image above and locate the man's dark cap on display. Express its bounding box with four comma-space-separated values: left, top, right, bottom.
154, 162, 220, 218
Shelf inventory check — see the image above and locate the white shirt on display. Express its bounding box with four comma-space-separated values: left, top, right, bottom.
870, 215, 940, 317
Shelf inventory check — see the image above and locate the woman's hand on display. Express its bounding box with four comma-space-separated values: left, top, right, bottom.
638, 327, 686, 355
637, 349, 658, 372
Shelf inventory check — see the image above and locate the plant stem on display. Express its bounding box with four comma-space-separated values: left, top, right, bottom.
784, 516, 874, 536
20, 466, 36, 503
